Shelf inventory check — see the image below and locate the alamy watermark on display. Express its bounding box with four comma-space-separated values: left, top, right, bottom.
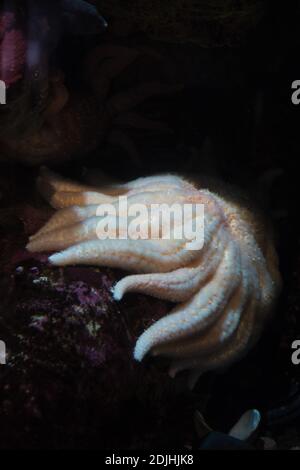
0, 340, 6, 365
0, 80, 6, 105
95, 198, 205, 250
291, 80, 300, 105
291, 340, 300, 365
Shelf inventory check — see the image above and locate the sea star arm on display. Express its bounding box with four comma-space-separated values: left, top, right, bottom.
152, 252, 255, 359
112, 226, 227, 302
169, 296, 258, 379
41, 239, 199, 274
133, 240, 242, 361
27, 168, 281, 379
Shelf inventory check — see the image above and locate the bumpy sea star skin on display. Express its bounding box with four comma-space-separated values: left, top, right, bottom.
27, 168, 281, 381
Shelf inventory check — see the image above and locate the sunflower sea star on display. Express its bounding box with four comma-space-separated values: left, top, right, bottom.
27, 168, 281, 384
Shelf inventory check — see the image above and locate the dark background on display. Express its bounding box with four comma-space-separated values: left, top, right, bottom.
0, 0, 300, 449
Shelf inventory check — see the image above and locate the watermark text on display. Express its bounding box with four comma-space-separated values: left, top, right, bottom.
95, 198, 205, 251
0, 80, 6, 105
0, 340, 6, 365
